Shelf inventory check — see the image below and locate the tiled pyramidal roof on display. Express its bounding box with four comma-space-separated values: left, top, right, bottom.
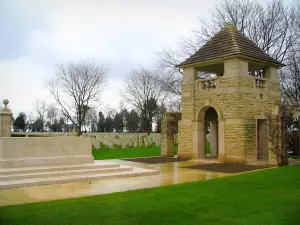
177, 23, 283, 67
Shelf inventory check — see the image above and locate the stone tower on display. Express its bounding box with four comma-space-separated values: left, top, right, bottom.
176, 23, 283, 166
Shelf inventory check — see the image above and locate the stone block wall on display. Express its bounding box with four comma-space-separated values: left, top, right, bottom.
224, 120, 257, 163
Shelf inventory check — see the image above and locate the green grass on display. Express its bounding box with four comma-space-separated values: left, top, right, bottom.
92, 146, 179, 160
206, 141, 211, 154
92, 146, 161, 160
173, 145, 178, 155
92, 143, 205, 160
1, 165, 300, 225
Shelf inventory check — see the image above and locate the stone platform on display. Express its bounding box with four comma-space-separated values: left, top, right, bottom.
0, 100, 159, 190
0, 161, 159, 189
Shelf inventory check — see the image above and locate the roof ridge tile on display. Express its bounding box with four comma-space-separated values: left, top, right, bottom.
177, 23, 283, 67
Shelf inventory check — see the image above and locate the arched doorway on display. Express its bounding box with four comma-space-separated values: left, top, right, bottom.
204, 107, 218, 158
196, 106, 219, 159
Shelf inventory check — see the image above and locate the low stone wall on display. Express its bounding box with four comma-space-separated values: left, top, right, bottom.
0, 137, 93, 168
11, 132, 66, 137
10, 132, 166, 149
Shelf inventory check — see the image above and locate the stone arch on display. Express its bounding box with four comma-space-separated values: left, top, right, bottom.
195, 104, 222, 120
192, 104, 225, 161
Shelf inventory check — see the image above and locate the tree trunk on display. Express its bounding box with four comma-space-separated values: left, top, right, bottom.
77, 124, 82, 136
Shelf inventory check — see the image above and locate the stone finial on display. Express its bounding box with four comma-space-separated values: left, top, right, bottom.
1, 99, 12, 114
3, 99, 9, 108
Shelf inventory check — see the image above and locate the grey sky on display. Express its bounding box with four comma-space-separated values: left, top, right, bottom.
0, 0, 233, 116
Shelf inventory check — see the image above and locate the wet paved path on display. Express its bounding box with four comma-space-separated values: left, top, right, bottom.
0, 159, 231, 206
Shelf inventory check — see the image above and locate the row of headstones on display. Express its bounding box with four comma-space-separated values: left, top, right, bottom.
89, 133, 161, 149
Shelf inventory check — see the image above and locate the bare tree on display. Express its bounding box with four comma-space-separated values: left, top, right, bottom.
47, 61, 108, 135
26, 111, 34, 132
157, 0, 297, 96
46, 104, 58, 127
33, 100, 47, 131
123, 68, 168, 132
82, 106, 98, 132
295, 0, 300, 45
156, 43, 193, 95
280, 49, 300, 108
88, 108, 98, 133
265, 103, 295, 166
166, 97, 182, 113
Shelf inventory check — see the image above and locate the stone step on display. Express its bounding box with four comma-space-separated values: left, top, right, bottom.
0, 165, 133, 181
0, 162, 120, 175
0, 167, 159, 189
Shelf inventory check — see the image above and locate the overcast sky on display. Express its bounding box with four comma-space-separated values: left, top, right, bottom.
2, 0, 287, 117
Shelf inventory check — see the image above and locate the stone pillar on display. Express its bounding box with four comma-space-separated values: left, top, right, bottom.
217, 119, 225, 162
265, 66, 279, 82
178, 67, 197, 159
257, 119, 268, 160
224, 58, 248, 77
192, 120, 203, 159
210, 121, 218, 157
0, 99, 13, 137
161, 113, 175, 157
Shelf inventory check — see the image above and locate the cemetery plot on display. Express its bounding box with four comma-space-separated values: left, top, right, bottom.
90, 133, 162, 149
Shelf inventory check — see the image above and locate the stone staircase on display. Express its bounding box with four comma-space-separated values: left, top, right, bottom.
0, 161, 159, 189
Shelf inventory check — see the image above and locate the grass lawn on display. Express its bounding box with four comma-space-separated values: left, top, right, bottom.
1, 165, 300, 225
93, 146, 160, 160
93, 145, 178, 160
206, 141, 211, 154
